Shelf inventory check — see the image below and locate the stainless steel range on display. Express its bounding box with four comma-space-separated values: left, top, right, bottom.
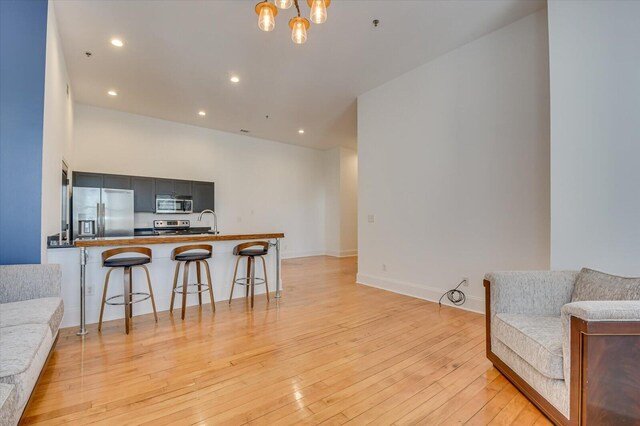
153, 220, 191, 235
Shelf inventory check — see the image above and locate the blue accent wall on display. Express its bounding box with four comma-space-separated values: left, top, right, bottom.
0, 0, 48, 265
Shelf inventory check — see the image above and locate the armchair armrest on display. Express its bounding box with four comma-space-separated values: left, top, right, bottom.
560, 301, 640, 424
484, 271, 578, 316
561, 300, 640, 322
0, 264, 62, 304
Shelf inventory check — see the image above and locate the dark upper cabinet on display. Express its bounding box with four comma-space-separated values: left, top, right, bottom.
131, 177, 155, 212
192, 181, 215, 213
73, 172, 103, 188
103, 174, 131, 190
72, 171, 212, 214
155, 179, 175, 195
174, 180, 192, 196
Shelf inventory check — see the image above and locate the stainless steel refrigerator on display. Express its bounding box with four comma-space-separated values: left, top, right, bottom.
72, 187, 134, 239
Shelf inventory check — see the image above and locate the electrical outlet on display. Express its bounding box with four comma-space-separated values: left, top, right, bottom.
462, 277, 469, 287
368, 214, 375, 223
382, 264, 387, 272
87, 285, 95, 296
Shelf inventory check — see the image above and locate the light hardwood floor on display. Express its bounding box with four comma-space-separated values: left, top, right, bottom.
23, 256, 549, 425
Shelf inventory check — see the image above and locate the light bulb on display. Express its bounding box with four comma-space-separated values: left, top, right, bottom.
255, 2, 278, 32
309, 0, 327, 24
290, 17, 309, 45
274, 0, 292, 9
258, 6, 275, 31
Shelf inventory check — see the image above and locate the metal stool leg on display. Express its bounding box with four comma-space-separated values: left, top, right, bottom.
141, 265, 158, 323
196, 261, 203, 306
203, 259, 215, 312
98, 268, 114, 332
245, 257, 251, 299
124, 266, 131, 334
229, 256, 241, 304
170, 262, 181, 313
181, 261, 190, 320
250, 257, 255, 308
260, 256, 269, 301
129, 268, 134, 319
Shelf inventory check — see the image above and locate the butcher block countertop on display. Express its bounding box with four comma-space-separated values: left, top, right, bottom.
74, 233, 285, 247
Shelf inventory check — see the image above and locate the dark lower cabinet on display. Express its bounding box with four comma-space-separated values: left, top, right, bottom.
192, 182, 215, 213
131, 177, 155, 212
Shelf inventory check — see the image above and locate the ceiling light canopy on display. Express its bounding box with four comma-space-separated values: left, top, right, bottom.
256, 0, 330, 45
110, 38, 124, 47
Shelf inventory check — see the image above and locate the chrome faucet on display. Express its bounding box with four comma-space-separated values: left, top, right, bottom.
198, 209, 218, 234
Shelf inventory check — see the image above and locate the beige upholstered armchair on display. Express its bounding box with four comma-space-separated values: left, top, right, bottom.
483, 269, 640, 426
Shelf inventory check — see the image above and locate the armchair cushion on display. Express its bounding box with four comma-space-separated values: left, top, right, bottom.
493, 313, 564, 379
0, 297, 64, 335
0, 265, 62, 304
485, 271, 578, 317
571, 268, 640, 302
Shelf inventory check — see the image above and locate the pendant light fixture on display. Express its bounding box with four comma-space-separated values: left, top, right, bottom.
275, 0, 293, 9
255, 0, 331, 44
308, 0, 330, 24
289, 16, 310, 44
256, 1, 278, 32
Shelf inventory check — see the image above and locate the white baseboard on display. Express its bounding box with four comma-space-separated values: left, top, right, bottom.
282, 250, 327, 259
282, 250, 357, 259
356, 273, 485, 314
325, 249, 358, 258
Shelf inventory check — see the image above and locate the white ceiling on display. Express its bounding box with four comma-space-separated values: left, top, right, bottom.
54, 0, 545, 150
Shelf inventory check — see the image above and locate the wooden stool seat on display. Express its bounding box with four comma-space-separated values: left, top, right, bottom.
170, 244, 215, 319
229, 241, 270, 308
98, 247, 158, 334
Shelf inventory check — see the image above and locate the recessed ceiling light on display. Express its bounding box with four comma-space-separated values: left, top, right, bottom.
107, 90, 118, 96
198, 111, 206, 116
230, 76, 240, 83
111, 38, 124, 47
298, 129, 305, 134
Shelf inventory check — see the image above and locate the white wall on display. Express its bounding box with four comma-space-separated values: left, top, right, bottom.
73, 105, 327, 258
41, 1, 74, 262
548, 1, 640, 275
324, 147, 342, 255
324, 147, 358, 257
339, 147, 358, 255
357, 10, 550, 312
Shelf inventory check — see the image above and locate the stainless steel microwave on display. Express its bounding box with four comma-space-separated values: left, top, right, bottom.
155, 195, 193, 214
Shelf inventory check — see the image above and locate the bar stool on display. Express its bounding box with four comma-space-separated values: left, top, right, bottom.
170, 244, 214, 319
98, 247, 158, 334
229, 241, 270, 308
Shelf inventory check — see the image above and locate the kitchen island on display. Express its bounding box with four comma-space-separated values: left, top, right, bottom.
48, 233, 284, 336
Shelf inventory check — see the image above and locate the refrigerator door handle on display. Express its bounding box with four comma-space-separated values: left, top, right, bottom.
100, 203, 106, 237
96, 203, 101, 236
